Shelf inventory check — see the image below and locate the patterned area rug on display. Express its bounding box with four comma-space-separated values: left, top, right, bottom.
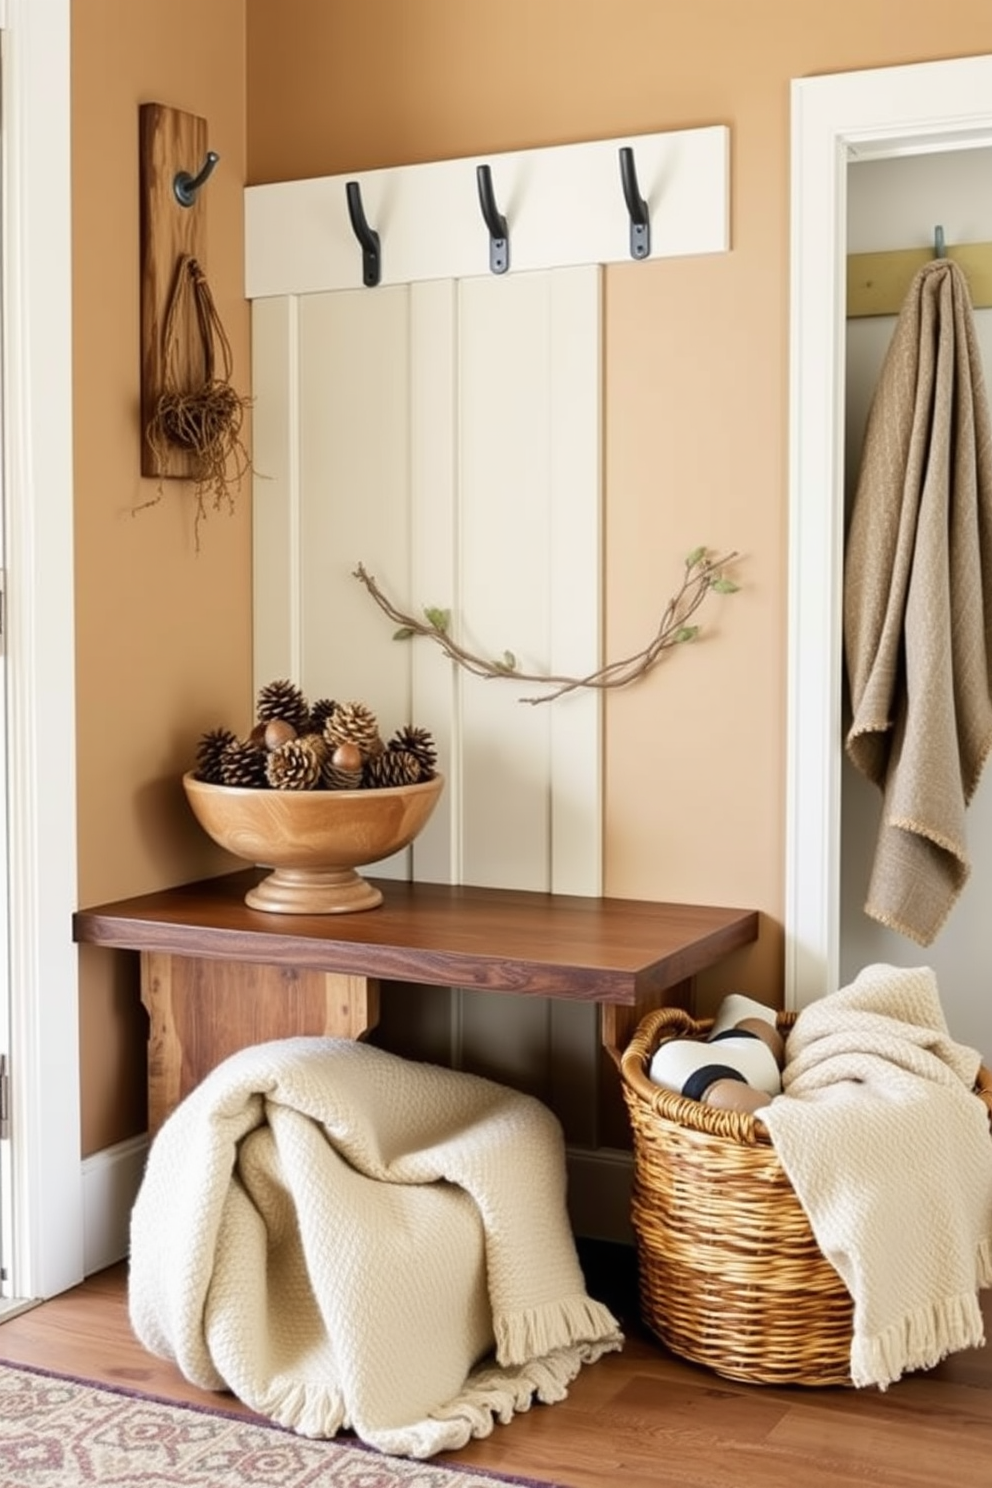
0, 1362, 565, 1488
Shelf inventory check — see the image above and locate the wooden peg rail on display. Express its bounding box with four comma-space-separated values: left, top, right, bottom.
847, 240, 992, 317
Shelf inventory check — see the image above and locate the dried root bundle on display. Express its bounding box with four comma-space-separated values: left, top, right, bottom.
145, 254, 252, 546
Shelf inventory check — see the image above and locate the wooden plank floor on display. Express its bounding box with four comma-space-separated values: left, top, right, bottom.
1, 1248, 991, 1488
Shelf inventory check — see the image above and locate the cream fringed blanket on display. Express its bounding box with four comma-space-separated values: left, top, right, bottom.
128, 1038, 622, 1459
760, 965, 992, 1389
844, 259, 992, 946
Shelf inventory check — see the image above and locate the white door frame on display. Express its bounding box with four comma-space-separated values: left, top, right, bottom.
786, 54, 992, 1011
0, 0, 82, 1299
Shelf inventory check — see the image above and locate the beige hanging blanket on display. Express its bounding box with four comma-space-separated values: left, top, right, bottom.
128, 1037, 622, 1459
760, 964, 992, 1388
844, 258, 992, 945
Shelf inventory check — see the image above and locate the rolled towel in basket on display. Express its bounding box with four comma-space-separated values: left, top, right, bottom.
649, 993, 783, 1101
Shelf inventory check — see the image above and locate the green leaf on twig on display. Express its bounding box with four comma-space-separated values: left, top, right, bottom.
685, 545, 707, 568
423, 606, 451, 633
710, 577, 739, 594
674, 625, 699, 643
393, 626, 416, 640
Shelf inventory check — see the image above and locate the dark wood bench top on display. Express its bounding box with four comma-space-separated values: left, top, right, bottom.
73, 870, 759, 1005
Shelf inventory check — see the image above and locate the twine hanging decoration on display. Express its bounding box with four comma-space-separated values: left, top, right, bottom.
145, 253, 252, 545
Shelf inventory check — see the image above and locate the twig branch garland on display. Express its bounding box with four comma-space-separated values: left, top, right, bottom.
142, 254, 252, 548
353, 547, 739, 704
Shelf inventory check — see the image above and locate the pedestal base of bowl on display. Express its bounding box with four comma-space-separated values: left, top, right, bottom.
244, 866, 384, 915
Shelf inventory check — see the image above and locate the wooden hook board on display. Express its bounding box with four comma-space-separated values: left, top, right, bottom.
847, 240, 992, 318
139, 101, 209, 478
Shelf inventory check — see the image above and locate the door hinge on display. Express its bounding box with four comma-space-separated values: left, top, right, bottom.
0, 1055, 9, 1140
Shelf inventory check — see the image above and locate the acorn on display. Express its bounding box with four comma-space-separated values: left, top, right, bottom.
256, 678, 311, 734
264, 718, 298, 751
331, 741, 363, 773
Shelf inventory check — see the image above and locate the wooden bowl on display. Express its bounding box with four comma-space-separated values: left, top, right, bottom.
182, 770, 444, 914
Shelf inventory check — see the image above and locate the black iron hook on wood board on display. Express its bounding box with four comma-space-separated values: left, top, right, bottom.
346, 180, 382, 287
618, 146, 651, 260
476, 163, 509, 275
173, 151, 220, 208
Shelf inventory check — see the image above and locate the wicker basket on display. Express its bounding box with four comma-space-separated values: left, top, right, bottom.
620, 1004, 992, 1387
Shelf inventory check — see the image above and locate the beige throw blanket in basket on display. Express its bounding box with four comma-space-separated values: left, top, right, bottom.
128, 1037, 622, 1459
760, 964, 992, 1389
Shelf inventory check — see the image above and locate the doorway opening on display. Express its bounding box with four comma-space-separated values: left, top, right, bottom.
786, 54, 992, 1010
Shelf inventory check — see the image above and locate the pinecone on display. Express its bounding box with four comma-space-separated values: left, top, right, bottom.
219, 737, 268, 788
322, 760, 364, 790
256, 678, 311, 735
265, 736, 323, 790
323, 701, 383, 758
308, 697, 338, 733
195, 726, 237, 783
388, 724, 437, 780
299, 731, 330, 765
364, 747, 421, 788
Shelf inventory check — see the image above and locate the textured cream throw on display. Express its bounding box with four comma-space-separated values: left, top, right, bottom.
844, 259, 992, 946
128, 1037, 622, 1458
760, 964, 992, 1388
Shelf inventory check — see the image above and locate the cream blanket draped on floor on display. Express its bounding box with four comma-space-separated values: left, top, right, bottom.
760, 964, 992, 1389
128, 1037, 622, 1459
844, 258, 992, 946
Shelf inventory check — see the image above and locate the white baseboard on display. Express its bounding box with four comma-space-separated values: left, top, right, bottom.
81, 1133, 148, 1276
565, 1146, 634, 1245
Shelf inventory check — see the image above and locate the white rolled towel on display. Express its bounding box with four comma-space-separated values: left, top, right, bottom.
649, 994, 783, 1100
709, 992, 779, 1038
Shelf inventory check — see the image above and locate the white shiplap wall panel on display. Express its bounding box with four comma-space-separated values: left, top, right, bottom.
408, 278, 459, 884
252, 296, 300, 686
252, 270, 602, 893
457, 272, 555, 891
297, 287, 412, 719
549, 268, 603, 896
245, 127, 729, 298
297, 287, 415, 880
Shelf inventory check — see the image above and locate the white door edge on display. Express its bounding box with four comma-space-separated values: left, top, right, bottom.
0, 0, 81, 1299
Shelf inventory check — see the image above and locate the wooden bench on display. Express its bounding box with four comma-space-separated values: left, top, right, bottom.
74, 869, 759, 1136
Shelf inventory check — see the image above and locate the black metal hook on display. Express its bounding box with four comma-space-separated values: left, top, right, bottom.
476, 163, 509, 275
618, 146, 651, 260
345, 180, 382, 287
173, 150, 220, 209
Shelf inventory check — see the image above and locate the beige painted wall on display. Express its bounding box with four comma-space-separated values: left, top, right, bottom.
72, 0, 251, 1153
71, 0, 992, 1154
